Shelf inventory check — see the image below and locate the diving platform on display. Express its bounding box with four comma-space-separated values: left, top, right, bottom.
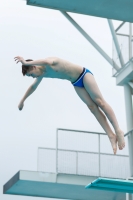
27, 0, 133, 22
114, 58, 133, 86
3, 171, 129, 200
3, 129, 133, 200
86, 177, 133, 193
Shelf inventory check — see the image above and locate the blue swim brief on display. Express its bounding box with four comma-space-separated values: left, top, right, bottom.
72, 67, 93, 87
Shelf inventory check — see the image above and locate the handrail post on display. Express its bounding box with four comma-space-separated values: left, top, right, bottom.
56, 129, 58, 182
98, 134, 101, 177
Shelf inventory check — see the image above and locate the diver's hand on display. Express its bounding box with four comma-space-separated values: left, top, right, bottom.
14, 56, 26, 65
18, 101, 24, 111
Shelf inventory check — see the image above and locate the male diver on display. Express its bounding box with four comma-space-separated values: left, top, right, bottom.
14, 56, 125, 154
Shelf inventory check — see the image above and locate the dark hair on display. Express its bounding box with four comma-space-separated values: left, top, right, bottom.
22, 59, 34, 76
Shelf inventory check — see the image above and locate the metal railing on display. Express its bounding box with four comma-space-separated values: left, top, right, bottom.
37, 128, 130, 179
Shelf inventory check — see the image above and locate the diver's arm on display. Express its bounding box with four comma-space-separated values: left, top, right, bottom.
18, 77, 43, 110
14, 56, 55, 66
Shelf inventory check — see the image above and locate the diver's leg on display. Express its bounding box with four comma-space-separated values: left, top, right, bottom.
74, 86, 117, 154
83, 73, 125, 150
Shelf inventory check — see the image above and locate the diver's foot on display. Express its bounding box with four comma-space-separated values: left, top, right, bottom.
109, 134, 117, 154
115, 129, 125, 150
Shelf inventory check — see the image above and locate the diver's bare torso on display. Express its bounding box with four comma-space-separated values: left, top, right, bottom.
42, 57, 83, 82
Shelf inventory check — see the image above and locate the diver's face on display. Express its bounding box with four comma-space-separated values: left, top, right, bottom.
26, 66, 42, 78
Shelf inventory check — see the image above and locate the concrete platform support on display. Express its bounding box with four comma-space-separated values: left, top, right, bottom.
124, 85, 133, 200
124, 84, 133, 176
